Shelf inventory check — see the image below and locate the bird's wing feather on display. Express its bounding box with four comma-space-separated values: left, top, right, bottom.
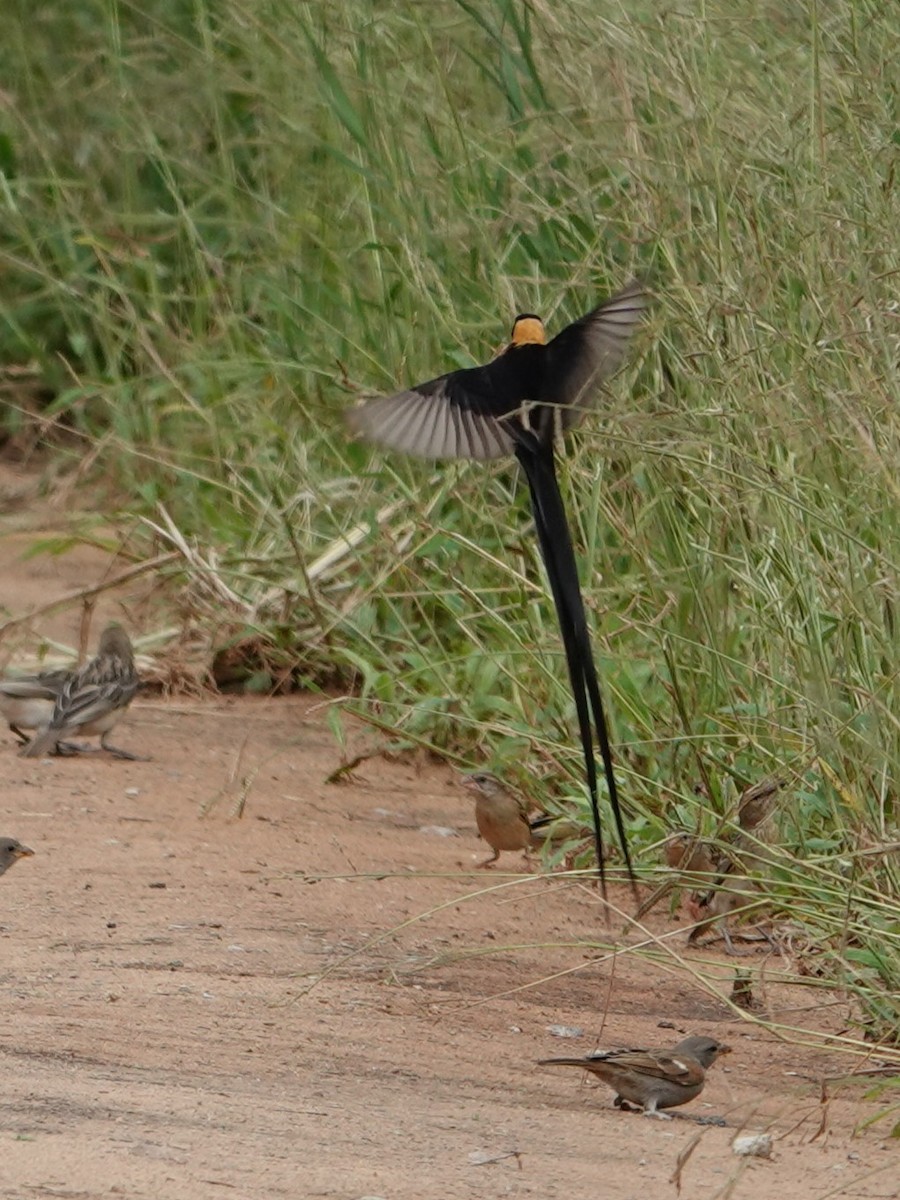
597, 1049, 699, 1084
347, 361, 530, 461
50, 676, 139, 731
0, 677, 62, 701
543, 278, 648, 427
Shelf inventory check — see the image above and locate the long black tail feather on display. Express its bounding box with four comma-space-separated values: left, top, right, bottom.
514, 437, 634, 887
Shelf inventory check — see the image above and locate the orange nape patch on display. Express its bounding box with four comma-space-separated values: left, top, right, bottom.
509, 314, 546, 346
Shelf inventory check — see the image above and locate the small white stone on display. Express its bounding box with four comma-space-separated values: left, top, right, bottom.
125, 787, 140, 797
732, 1133, 773, 1158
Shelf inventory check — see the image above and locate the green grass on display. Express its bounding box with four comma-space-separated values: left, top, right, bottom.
1, 0, 899, 1038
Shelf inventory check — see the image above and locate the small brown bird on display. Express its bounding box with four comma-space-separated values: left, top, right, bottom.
462, 772, 536, 867
0, 667, 68, 744
539, 1034, 730, 1117
20, 624, 142, 760
665, 775, 783, 951
461, 772, 590, 867
0, 837, 34, 876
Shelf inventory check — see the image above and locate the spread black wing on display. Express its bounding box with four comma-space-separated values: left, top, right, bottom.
347, 348, 545, 461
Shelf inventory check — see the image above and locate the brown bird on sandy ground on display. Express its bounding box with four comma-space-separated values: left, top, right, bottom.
20, 624, 142, 760
539, 1034, 730, 1118
461, 771, 591, 868
462, 771, 537, 868
0, 838, 34, 876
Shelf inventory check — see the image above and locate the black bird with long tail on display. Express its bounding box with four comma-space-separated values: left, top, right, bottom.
347, 279, 648, 888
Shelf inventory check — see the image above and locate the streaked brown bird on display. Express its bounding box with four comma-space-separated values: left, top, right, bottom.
0, 837, 34, 876
349, 280, 648, 886
667, 775, 783, 951
539, 1034, 730, 1117
20, 624, 142, 760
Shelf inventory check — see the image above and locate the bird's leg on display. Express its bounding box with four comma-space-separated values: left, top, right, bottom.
99, 733, 146, 761
478, 848, 500, 869
721, 925, 745, 957
641, 1102, 673, 1121
54, 740, 96, 756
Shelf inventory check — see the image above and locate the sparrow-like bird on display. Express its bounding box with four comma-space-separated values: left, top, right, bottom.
462, 771, 535, 867
539, 1034, 730, 1117
663, 834, 758, 952
462, 771, 588, 867
348, 280, 648, 886
0, 667, 69, 744
20, 624, 142, 760
666, 775, 783, 950
0, 837, 34, 876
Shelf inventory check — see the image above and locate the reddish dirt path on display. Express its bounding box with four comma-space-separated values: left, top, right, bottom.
1, 472, 897, 1198
2, 697, 897, 1199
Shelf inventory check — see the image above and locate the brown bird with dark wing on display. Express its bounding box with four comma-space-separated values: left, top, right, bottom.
462, 771, 537, 868
462, 771, 588, 867
20, 624, 142, 760
349, 280, 648, 888
540, 1034, 730, 1117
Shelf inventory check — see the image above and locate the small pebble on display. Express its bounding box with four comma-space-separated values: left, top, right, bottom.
546, 1024, 584, 1039
732, 1133, 773, 1158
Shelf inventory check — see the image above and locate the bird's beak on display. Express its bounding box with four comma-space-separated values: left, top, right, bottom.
717, 1044, 732, 1056
13, 845, 34, 859
459, 776, 477, 792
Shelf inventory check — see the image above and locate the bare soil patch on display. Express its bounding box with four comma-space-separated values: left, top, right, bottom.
1, 492, 897, 1199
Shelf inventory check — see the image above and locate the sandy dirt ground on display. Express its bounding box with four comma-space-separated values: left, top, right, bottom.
1, 466, 898, 1199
